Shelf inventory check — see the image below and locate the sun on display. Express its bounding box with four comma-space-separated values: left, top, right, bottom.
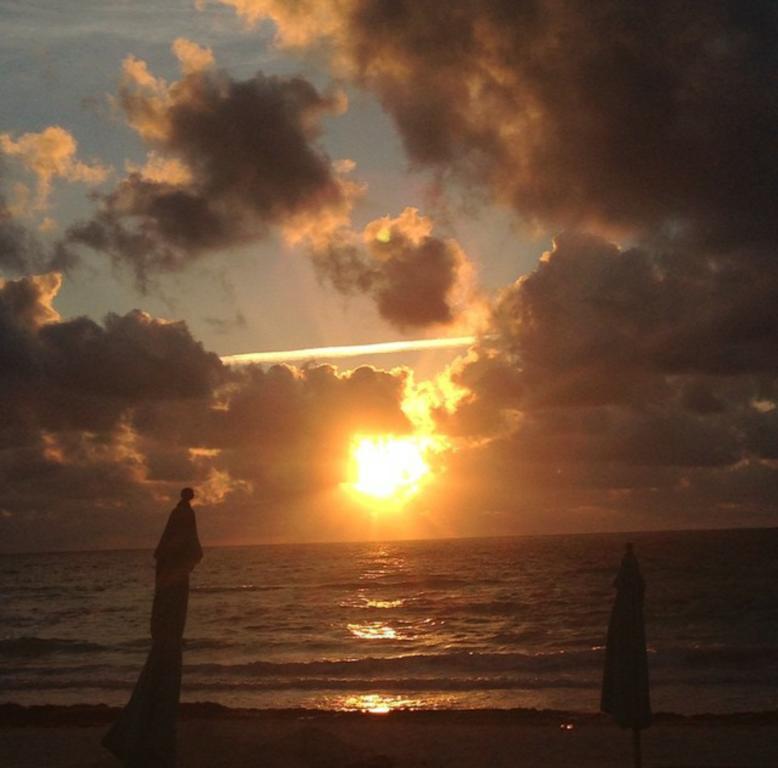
348, 435, 434, 505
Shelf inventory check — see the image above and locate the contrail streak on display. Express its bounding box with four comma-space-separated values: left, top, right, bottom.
221, 336, 476, 365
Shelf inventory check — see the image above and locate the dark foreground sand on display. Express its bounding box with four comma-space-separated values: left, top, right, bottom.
1, 705, 776, 768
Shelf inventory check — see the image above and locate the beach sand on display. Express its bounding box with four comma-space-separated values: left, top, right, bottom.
1, 705, 776, 768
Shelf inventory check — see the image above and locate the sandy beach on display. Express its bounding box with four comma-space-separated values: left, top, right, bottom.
1, 705, 776, 768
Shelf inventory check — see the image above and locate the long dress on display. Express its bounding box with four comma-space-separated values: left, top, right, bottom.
600, 548, 652, 730
103, 501, 203, 767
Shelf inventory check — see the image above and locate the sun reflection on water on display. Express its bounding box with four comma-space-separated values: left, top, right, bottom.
336, 693, 423, 714
347, 621, 398, 640
366, 598, 404, 608
345, 549, 431, 642
339, 595, 406, 609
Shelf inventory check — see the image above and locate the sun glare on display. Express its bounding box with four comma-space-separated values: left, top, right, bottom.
348, 435, 433, 505
344, 374, 460, 508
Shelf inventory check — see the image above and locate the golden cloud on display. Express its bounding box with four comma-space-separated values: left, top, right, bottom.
0, 126, 109, 209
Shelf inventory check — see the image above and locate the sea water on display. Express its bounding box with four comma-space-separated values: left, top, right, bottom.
1, 528, 776, 714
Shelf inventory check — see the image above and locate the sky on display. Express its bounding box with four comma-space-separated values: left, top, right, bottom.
1, 0, 776, 552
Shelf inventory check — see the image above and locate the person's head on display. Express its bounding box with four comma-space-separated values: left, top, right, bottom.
180, 487, 195, 502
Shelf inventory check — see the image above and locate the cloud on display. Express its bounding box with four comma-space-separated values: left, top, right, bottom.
218, 0, 777, 250
312, 207, 481, 330
64, 41, 354, 288
0, 194, 46, 274
171, 36, 216, 74
0, 126, 108, 209
5, 5, 778, 545
450, 231, 778, 428
0, 273, 224, 434
488, 233, 778, 400
60, 40, 479, 332
0, 272, 418, 550
0, 271, 61, 330
124, 152, 193, 186
2, 261, 778, 549
429, 231, 778, 529
55, 38, 483, 331
0, 273, 225, 550
272, 0, 773, 529
0, 129, 106, 276
209, 0, 344, 46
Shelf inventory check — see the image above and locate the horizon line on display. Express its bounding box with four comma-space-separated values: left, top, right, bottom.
220, 336, 477, 365
3, 524, 772, 557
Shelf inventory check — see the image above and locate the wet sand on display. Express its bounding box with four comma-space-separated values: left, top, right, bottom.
1, 705, 776, 768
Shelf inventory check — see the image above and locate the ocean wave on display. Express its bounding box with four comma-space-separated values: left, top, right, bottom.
0, 675, 596, 693
678, 645, 778, 668
182, 645, 778, 677
187, 677, 594, 692
3, 666, 772, 694
183, 650, 605, 678
0, 637, 106, 657
113, 637, 247, 653
0, 662, 130, 677
191, 585, 280, 594
319, 576, 471, 591
382, 596, 527, 616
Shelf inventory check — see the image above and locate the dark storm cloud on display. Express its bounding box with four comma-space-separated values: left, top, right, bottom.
64, 49, 351, 288
488, 233, 778, 405
133, 361, 410, 499
5, 0, 778, 545
0, 272, 224, 549
0, 273, 413, 550
0, 193, 45, 274
432, 232, 778, 528
0, 271, 60, 330
381, 2, 771, 244
508, 405, 741, 469
454, 231, 778, 421
38, 310, 223, 422
133, 360, 408, 446
312, 208, 475, 329
363, 0, 778, 525
437, 430, 778, 536
0, 272, 224, 434
213, 0, 778, 528
53, 40, 477, 331
1, 190, 81, 277
0, 271, 225, 448
224, 0, 777, 247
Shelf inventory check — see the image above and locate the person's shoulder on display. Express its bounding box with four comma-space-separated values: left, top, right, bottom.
169, 501, 190, 517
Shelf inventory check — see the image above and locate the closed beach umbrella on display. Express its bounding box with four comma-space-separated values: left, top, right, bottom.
601, 543, 651, 767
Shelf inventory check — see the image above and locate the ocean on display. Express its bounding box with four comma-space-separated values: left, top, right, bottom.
1, 528, 776, 714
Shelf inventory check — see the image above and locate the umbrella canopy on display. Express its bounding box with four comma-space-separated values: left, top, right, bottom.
601, 543, 652, 730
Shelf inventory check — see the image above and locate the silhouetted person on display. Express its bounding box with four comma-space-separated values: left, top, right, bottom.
103, 488, 203, 767
601, 543, 651, 767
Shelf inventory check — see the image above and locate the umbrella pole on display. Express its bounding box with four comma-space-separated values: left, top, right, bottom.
632, 727, 642, 768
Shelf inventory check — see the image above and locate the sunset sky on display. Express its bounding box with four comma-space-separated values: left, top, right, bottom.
1, 0, 776, 552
